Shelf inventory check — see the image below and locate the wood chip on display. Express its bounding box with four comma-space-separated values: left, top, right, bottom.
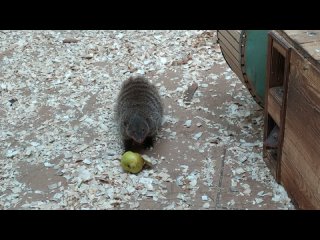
63, 38, 79, 43
183, 82, 198, 104
75, 144, 89, 153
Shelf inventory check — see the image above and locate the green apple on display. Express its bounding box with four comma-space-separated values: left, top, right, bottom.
121, 151, 145, 174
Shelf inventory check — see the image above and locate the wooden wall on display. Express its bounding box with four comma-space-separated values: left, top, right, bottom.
281, 49, 320, 209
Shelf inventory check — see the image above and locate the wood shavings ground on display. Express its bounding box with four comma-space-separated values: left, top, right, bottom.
0, 30, 294, 210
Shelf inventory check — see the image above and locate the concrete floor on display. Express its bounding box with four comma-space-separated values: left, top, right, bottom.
9, 66, 292, 210
138, 66, 292, 209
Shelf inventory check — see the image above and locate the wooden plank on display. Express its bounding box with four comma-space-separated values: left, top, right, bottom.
218, 34, 241, 63
280, 50, 320, 209
267, 90, 281, 126
219, 41, 240, 66
263, 116, 280, 181
283, 30, 305, 36
300, 42, 320, 61
276, 40, 292, 183
269, 44, 286, 88
218, 30, 241, 53
264, 33, 273, 108
273, 41, 287, 57
269, 86, 284, 105
283, 30, 320, 44
281, 152, 319, 209
221, 50, 244, 81
263, 32, 291, 183
284, 59, 320, 174
219, 42, 243, 80
282, 122, 320, 192
277, 30, 320, 69
289, 51, 320, 112
281, 129, 320, 204
225, 30, 241, 42
263, 34, 276, 178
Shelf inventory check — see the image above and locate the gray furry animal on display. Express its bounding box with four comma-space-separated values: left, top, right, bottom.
115, 76, 163, 151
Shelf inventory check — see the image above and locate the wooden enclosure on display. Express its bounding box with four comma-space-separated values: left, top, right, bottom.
217, 30, 269, 107
264, 30, 320, 209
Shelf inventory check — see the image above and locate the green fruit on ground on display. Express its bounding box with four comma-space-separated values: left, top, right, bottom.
121, 151, 145, 174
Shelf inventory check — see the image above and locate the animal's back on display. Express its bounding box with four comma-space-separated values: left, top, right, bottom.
115, 76, 163, 149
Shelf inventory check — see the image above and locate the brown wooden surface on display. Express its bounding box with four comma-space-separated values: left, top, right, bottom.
218, 30, 244, 81
276, 39, 292, 183
226, 30, 241, 42
269, 44, 286, 88
281, 50, 320, 209
263, 35, 278, 180
273, 41, 287, 57
300, 42, 320, 61
218, 33, 241, 64
281, 154, 318, 209
264, 32, 292, 183
219, 41, 243, 81
218, 30, 265, 107
269, 87, 284, 105
267, 89, 282, 126
278, 30, 320, 68
218, 30, 241, 53
219, 45, 243, 81
284, 30, 320, 44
